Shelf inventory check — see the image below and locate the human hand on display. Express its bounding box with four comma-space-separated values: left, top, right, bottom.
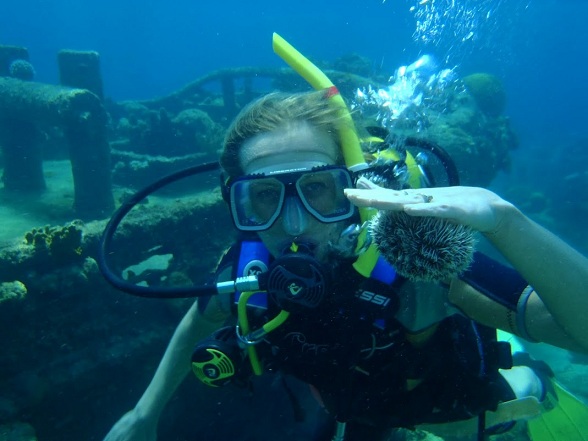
344, 178, 513, 234
103, 409, 157, 441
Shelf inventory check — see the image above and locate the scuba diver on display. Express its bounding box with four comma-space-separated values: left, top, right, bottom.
101, 35, 588, 441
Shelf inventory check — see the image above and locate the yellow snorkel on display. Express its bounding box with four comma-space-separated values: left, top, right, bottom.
272, 33, 366, 172
238, 34, 401, 377
272, 32, 379, 277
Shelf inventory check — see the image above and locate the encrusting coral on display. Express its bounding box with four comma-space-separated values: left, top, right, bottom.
462, 72, 506, 117
23, 221, 84, 264
8, 59, 35, 81
0, 280, 27, 304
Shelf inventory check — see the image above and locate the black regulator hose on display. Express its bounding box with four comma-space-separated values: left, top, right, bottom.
97, 161, 222, 298
364, 127, 460, 187
403, 136, 460, 187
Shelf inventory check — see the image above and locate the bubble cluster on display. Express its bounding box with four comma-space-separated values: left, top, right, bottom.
352, 54, 461, 133
406, 0, 531, 65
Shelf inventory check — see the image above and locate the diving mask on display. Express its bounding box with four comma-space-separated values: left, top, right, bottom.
226, 165, 356, 232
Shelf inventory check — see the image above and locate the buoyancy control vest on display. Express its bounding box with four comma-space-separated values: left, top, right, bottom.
213, 237, 514, 428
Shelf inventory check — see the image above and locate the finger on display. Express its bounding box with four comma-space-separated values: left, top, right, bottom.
345, 188, 428, 203
345, 188, 434, 210
355, 176, 381, 190
345, 192, 405, 210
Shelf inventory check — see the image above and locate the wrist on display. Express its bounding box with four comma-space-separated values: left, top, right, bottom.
482, 197, 517, 237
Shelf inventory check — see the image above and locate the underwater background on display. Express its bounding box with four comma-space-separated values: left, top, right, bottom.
1, 0, 587, 440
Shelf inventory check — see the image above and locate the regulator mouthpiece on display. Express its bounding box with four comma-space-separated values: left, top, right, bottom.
265, 243, 330, 312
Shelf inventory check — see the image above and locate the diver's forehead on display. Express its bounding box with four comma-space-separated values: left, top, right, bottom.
239, 122, 339, 175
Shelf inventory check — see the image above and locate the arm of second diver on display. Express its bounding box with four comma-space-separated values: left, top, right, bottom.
345, 184, 588, 351
136, 300, 225, 419
104, 298, 228, 440
482, 201, 588, 351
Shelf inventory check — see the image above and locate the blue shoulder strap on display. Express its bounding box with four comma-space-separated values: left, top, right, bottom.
234, 239, 270, 309
371, 254, 398, 285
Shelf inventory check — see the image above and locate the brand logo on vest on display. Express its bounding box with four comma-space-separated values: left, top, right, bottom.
357, 290, 392, 307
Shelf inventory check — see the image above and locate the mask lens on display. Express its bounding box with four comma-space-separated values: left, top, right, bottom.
230, 177, 285, 230
296, 169, 354, 221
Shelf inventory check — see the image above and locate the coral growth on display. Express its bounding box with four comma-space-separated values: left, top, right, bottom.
172, 108, 224, 156
462, 73, 506, 117
8, 59, 35, 81
112, 105, 224, 157
332, 53, 373, 78
23, 221, 84, 263
0, 280, 27, 304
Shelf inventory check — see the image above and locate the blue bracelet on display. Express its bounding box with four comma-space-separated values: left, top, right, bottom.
516, 285, 537, 342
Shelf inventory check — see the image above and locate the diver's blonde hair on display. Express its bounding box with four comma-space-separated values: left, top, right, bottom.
220, 91, 346, 177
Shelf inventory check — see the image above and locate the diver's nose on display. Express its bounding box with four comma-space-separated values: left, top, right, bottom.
281, 196, 309, 236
